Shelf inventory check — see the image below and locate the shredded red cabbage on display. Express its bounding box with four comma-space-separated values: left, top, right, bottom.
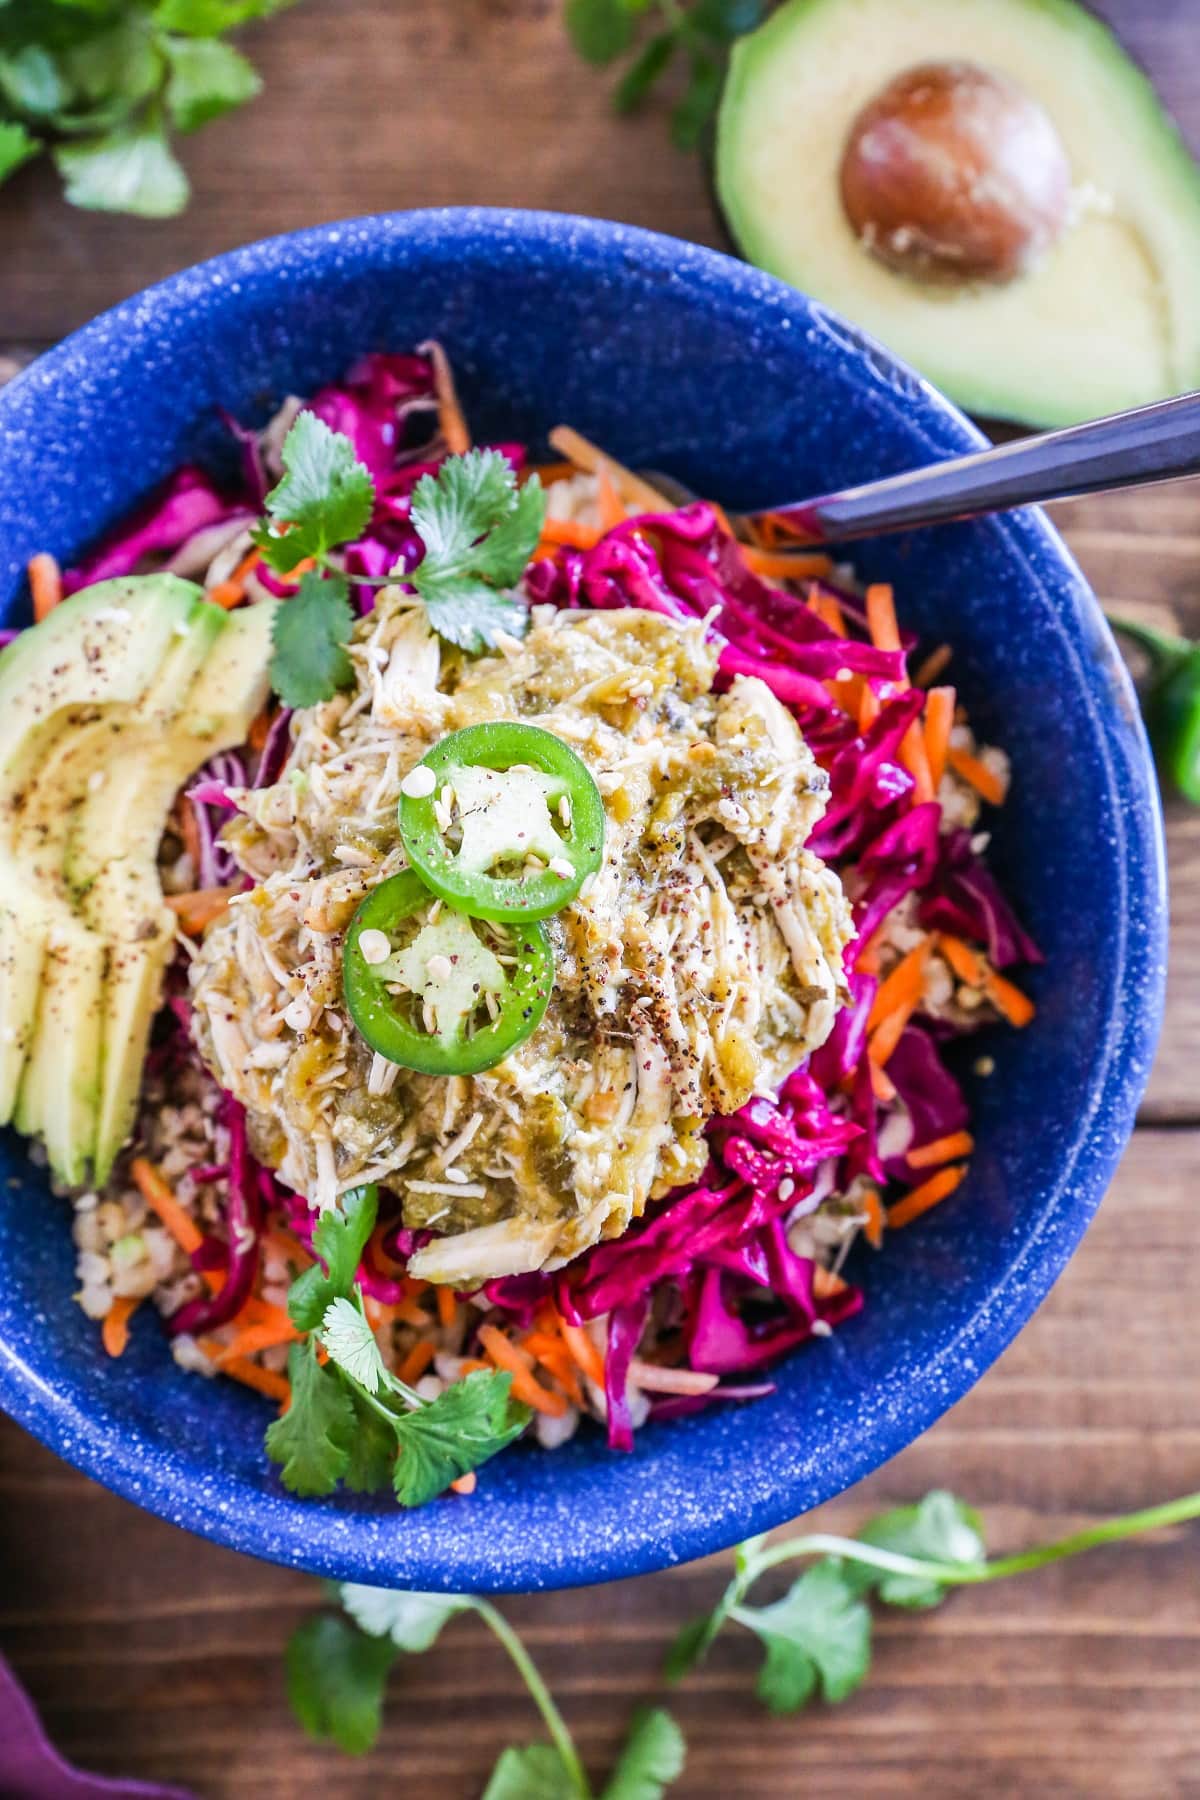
62, 468, 245, 594
166, 1098, 262, 1338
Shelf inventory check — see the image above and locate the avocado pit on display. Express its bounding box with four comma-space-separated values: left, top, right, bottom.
839, 60, 1072, 286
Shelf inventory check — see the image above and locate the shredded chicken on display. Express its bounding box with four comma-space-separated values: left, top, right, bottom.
188, 593, 853, 1282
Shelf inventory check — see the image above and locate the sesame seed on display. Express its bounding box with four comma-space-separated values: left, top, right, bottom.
358, 929, 391, 965
427, 953, 453, 981
548, 855, 574, 879
810, 1319, 833, 1338
283, 996, 313, 1032
400, 764, 437, 799
778, 1177, 795, 1200
444, 1167, 468, 1184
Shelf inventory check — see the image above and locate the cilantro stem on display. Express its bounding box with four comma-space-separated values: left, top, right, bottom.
745, 1490, 1200, 1590
471, 1600, 594, 1799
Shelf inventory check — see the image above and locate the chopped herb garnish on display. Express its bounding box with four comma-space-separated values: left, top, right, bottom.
256, 422, 544, 708
266, 1182, 531, 1506
409, 448, 545, 652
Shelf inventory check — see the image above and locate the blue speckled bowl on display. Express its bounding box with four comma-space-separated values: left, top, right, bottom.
0, 211, 1166, 1592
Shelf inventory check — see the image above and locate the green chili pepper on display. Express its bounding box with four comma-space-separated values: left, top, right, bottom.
1111, 617, 1200, 806
398, 722, 606, 922
342, 869, 554, 1075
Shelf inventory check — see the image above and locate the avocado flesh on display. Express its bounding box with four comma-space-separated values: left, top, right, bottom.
69, 599, 276, 1181
716, 0, 1200, 426
0, 575, 275, 1186
0, 576, 203, 1124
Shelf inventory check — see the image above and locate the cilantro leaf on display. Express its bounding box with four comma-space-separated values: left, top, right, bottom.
614, 33, 675, 113
409, 450, 542, 652
163, 33, 260, 130
320, 1296, 389, 1393
265, 1339, 355, 1497
339, 1583, 473, 1651
603, 1707, 686, 1799
564, 0, 635, 65
285, 1613, 397, 1756
253, 410, 375, 573
732, 1559, 872, 1712
0, 46, 69, 118
53, 117, 190, 217
670, 46, 722, 152
268, 568, 356, 709
342, 1390, 399, 1495
418, 578, 532, 656
392, 1369, 531, 1508
287, 1184, 378, 1330
662, 1612, 720, 1684
856, 1491, 986, 1609
483, 1744, 577, 1800
153, 0, 301, 35
0, 119, 38, 183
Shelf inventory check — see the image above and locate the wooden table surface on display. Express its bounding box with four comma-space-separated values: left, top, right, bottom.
2, 4, 1199, 1795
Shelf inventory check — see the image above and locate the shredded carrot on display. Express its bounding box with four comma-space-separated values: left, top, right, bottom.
908, 1129, 976, 1170
888, 1164, 967, 1230
858, 683, 881, 731
397, 1339, 436, 1386
861, 1187, 885, 1250
812, 1266, 849, 1300
247, 706, 275, 753
530, 460, 576, 485
395, 1296, 433, 1329
450, 1472, 477, 1496
560, 1318, 606, 1388
939, 933, 986, 987
523, 1339, 584, 1407
179, 796, 203, 876
130, 1158, 204, 1256
28, 552, 63, 621
596, 466, 626, 531
436, 1286, 458, 1330
985, 969, 1036, 1028
869, 1060, 897, 1104
426, 339, 471, 455
826, 672, 863, 718
914, 643, 953, 689
165, 884, 243, 934
809, 588, 847, 637
456, 1357, 491, 1377
742, 546, 834, 582
547, 426, 671, 514
856, 941, 881, 978
208, 547, 260, 610
478, 1324, 568, 1417
204, 1349, 292, 1405
102, 1295, 139, 1358
866, 582, 901, 653
869, 1001, 916, 1069
947, 745, 1007, 807
899, 719, 936, 805
538, 516, 603, 550
923, 686, 956, 791
869, 938, 930, 1029
211, 1318, 301, 1363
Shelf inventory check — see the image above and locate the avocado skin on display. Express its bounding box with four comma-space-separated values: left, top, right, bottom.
0, 575, 275, 1186
714, 0, 1200, 427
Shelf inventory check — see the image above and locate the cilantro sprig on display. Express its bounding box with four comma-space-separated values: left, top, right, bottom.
257, 414, 544, 707
264, 1183, 530, 1508
286, 1486, 1200, 1789
564, 0, 767, 149
0, 0, 297, 217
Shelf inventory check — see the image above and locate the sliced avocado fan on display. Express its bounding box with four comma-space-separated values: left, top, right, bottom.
0, 575, 276, 1186
715, 0, 1200, 426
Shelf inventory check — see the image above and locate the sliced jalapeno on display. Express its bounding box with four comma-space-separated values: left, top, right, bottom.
398, 722, 605, 922
342, 869, 554, 1075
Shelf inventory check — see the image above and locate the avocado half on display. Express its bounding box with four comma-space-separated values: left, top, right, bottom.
715, 0, 1200, 426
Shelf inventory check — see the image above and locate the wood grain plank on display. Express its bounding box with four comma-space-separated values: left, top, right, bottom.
2, 1129, 1197, 1798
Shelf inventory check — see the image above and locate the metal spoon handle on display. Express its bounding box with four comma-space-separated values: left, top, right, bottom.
762, 389, 1200, 545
